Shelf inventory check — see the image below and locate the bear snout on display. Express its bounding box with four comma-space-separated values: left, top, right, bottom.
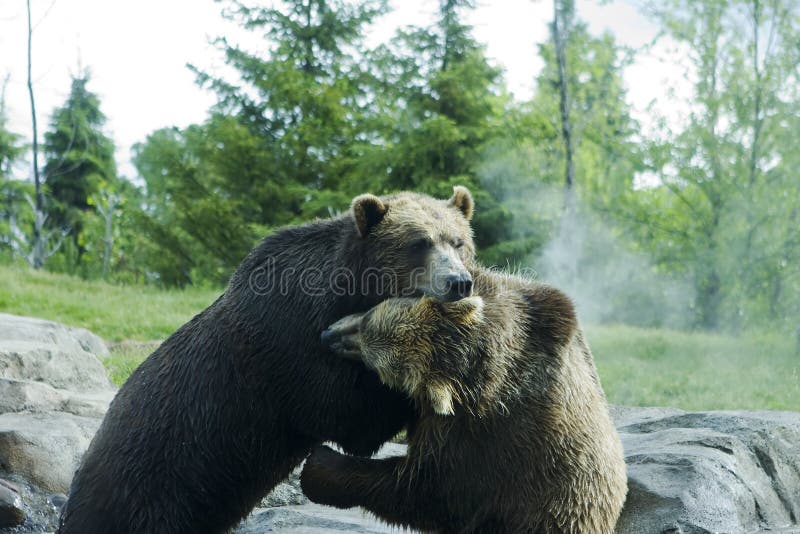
444, 273, 473, 301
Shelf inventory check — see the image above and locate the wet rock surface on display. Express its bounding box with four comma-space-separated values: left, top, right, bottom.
0, 476, 61, 533
0, 479, 24, 529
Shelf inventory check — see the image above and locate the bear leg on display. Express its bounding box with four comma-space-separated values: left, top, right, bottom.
301, 445, 445, 531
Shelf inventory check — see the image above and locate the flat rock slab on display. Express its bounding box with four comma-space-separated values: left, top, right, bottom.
0, 314, 108, 360
0, 378, 114, 418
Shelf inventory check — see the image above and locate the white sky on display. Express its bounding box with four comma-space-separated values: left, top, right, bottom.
0, 0, 688, 180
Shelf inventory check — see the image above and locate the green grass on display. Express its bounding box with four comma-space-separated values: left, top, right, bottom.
0, 265, 220, 341
1, 266, 798, 409
588, 324, 800, 411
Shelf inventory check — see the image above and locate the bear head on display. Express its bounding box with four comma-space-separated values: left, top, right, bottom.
350, 186, 475, 303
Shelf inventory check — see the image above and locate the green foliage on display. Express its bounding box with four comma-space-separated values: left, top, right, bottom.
0, 90, 27, 257
195, 0, 387, 197
128, 0, 390, 285
0, 180, 34, 258
133, 121, 265, 286
635, 0, 800, 330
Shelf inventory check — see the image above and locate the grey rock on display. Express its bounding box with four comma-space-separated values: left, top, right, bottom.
0, 313, 108, 358
0, 479, 24, 528
237, 504, 395, 533
0, 411, 102, 493
0, 314, 114, 395
0, 378, 114, 418
0, 379, 62, 415
614, 409, 800, 534
261, 469, 308, 508
0, 314, 116, 497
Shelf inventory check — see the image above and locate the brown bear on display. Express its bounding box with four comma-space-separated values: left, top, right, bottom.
58, 188, 477, 534
301, 270, 628, 533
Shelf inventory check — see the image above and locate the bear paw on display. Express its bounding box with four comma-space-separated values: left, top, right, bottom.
321, 314, 364, 360
300, 445, 358, 509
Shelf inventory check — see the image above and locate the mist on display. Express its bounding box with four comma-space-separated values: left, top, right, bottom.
534, 207, 695, 329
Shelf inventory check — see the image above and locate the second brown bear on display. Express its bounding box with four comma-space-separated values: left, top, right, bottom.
302, 268, 628, 533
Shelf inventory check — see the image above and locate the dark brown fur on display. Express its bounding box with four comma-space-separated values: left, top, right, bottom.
302, 269, 628, 533
58, 189, 475, 534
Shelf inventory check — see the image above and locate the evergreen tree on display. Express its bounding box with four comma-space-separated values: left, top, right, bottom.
42, 71, 117, 262
362, 0, 512, 263
192, 0, 388, 216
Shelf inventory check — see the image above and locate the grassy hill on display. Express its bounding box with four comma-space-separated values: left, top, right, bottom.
1, 265, 797, 410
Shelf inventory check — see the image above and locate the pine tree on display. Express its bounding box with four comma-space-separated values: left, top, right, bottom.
43, 71, 117, 261
192, 0, 388, 217
362, 0, 512, 261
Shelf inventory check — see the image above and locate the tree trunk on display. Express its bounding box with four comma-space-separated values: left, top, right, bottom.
697, 266, 721, 330
26, 0, 44, 269
553, 0, 575, 213
98, 193, 117, 280
747, 0, 763, 188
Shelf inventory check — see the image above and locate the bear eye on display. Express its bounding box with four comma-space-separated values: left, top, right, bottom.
453, 238, 465, 249
409, 238, 432, 253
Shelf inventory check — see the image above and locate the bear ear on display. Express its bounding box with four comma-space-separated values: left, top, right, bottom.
351, 194, 387, 237
448, 186, 473, 220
